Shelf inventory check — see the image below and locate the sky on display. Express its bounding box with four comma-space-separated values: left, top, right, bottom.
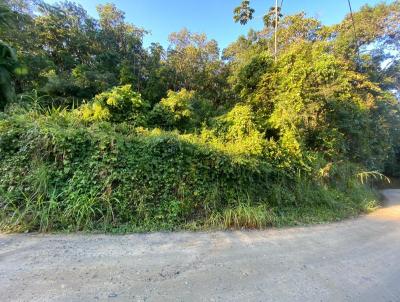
44, 0, 388, 49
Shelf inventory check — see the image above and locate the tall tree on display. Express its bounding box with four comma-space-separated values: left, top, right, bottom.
233, 0, 255, 25
0, 1, 18, 110
166, 28, 228, 103
233, 0, 283, 60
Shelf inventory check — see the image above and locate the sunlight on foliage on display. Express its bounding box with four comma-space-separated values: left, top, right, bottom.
0, 1, 399, 232
77, 85, 149, 125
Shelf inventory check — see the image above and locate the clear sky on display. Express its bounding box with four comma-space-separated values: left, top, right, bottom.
45, 0, 389, 49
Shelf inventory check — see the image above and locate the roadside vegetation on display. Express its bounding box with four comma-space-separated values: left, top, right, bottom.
0, 0, 399, 232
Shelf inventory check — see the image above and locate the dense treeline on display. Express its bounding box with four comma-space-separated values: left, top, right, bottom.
0, 0, 399, 232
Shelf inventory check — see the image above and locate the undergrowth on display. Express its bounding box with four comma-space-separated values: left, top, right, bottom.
0, 110, 380, 233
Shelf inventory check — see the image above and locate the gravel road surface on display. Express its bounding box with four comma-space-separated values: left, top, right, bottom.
1, 189, 400, 302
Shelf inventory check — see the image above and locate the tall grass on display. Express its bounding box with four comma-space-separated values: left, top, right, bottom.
207, 204, 276, 229
0, 110, 383, 233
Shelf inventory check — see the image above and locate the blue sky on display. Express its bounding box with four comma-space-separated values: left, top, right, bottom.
45, 0, 389, 49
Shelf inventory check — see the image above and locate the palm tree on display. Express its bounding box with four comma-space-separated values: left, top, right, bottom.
234, 1, 283, 61
263, 2, 283, 61
233, 1, 255, 25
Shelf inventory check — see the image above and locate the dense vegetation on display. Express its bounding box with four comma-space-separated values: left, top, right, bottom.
0, 0, 399, 232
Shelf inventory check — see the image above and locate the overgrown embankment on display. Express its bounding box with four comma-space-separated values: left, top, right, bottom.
1, 1, 399, 233
0, 110, 379, 232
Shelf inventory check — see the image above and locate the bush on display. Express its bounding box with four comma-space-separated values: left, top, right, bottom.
149, 89, 214, 131
77, 85, 149, 125
193, 104, 265, 156
0, 110, 379, 232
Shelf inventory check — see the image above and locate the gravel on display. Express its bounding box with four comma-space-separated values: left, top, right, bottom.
1, 189, 400, 302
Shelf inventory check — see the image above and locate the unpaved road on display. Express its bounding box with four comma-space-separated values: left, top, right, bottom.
1, 190, 400, 302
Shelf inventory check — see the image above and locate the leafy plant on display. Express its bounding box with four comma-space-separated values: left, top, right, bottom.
0, 1, 398, 233
357, 171, 391, 185
78, 85, 149, 125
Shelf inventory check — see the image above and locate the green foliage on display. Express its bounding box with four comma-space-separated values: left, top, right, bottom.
150, 89, 195, 130
0, 41, 17, 111
0, 2, 21, 110
233, 1, 255, 25
229, 40, 400, 172
0, 2, 399, 232
166, 29, 229, 102
1, 0, 149, 101
230, 52, 274, 99
198, 104, 265, 156
149, 89, 213, 131
207, 204, 276, 229
0, 111, 269, 231
0, 110, 381, 232
78, 85, 149, 125
263, 5, 283, 29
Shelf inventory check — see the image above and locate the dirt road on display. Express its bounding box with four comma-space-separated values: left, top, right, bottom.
1, 190, 400, 302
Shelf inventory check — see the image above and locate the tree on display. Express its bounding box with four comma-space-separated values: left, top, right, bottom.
96, 3, 147, 92
248, 41, 399, 169
1, 1, 151, 105
166, 28, 228, 103
329, 2, 400, 96
149, 89, 214, 131
233, 0, 255, 25
233, 0, 283, 60
0, 41, 18, 111
141, 43, 172, 105
0, 1, 18, 110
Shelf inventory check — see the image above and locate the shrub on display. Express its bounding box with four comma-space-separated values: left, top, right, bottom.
149, 89, 214, 131
195, 104, 265, 156
0, 110, 379, 232
77, 85, 149, 125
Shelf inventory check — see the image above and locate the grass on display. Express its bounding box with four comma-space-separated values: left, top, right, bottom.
0, 170, 381, 233
0, 163, 381, 233
0, 111, 383, 233
206, 204, 277, 229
